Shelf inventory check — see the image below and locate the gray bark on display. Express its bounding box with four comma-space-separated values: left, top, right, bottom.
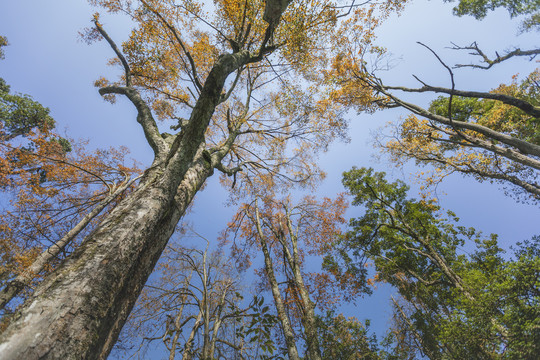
0, 2, 291, 356
254, 204, 301, 360
0, 151, 212, 359
0, 175, 139, 312
0, 51, 246, 360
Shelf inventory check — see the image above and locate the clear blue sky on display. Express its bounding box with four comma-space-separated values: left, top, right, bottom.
1, 0, 539, 355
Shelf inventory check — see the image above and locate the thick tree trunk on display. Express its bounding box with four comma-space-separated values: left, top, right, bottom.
0, 1, 291, 354
0, 176, 138, 312
0, 152, 214, 359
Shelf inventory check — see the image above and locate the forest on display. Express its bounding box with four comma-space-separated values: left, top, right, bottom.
0, 0, 538, 359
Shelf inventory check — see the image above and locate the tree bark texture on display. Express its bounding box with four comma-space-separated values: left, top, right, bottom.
0, 176, 138, 312
0, 51, 245, 359
0, 1, 291, 355
0, 153, 213, 359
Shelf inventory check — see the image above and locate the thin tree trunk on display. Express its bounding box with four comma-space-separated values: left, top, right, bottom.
285, 236, 321, 360
254, 204, 301, 360
275, 211, 321, 360
168, 271, 193, 360
208, 283, 230, 358
168, 305, 185, 360
182, 310, 203, 360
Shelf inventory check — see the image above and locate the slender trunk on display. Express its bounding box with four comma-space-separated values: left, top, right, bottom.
278, 217, 321, 360
168, 306, 185, 360
0, 176, 139, 311
288, 242, 321, 360
201, 249, 211, 360
254, 205, 301, 360
0, 151, 214, 359
208, 284, 229, 358
182, 310, 203, 360
169, 272, 193, 360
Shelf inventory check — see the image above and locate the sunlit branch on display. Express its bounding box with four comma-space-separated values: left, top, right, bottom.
385, 80, 540, 118
93, 18, 132, 87
370, 82, 540, 157
140, 0, 203, 92
2, 143, 113, 192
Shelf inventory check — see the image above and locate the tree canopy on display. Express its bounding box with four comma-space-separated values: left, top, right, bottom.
0, 0, 538, 359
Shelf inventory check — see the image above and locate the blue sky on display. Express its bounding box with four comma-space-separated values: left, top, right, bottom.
1, 0, 539, 355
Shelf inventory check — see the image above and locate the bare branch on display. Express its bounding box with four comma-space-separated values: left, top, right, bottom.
93, 17, 132, 87
385, 82, 540, 118
451, 42, 540, 69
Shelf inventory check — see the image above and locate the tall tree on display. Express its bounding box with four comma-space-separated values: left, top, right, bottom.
224, 194, 370, 360
0, 70, 140, 315
328, 167, 540, 359
444, 0, 540, 31
326, 0, 539, 202
0, 1, 403, 358
116, 235, 277, 360
370, 67, 540, 202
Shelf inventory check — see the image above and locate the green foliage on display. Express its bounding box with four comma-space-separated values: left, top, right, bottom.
449, 0, 538, 18
235, 295, 281, 359
0, 36, 7, 60
444, 0, 540, 31
334, 167, 540, 359
429, 96, 482, 122
317, 311, 382, 360
429, 71, 540, 145
0, 77, 56, 140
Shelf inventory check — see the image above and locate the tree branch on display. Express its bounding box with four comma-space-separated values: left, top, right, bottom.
140, 0, 203, 92
369, 82, 540, 157
99, 86, 168, 156
384, 82, 540, 118
93, 17, 132, 87
451, 42, 540, 69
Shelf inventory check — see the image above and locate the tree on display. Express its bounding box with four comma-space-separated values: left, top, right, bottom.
324, 0, 540, 202
0, 137, 139, 315
444, 0, 540, 31
316, 311, 381, 360
224, 194, 371, 360
358, 0, 539, 201
116, 235, 277, 360
329, 167, 540, 358
0, 70, 140, 315
370, 66, 540, 202
0, 1, 403, 358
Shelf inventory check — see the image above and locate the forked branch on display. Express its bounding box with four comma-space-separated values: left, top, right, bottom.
451, 42, 540, 70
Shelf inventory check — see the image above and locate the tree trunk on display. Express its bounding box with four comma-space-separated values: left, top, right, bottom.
0, 176, 139, 312
0, 152, 214, 359
182, 310, 203, 360
0, 0, 292, 353
286, 237, 322, 360
254, 205, 301, 360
